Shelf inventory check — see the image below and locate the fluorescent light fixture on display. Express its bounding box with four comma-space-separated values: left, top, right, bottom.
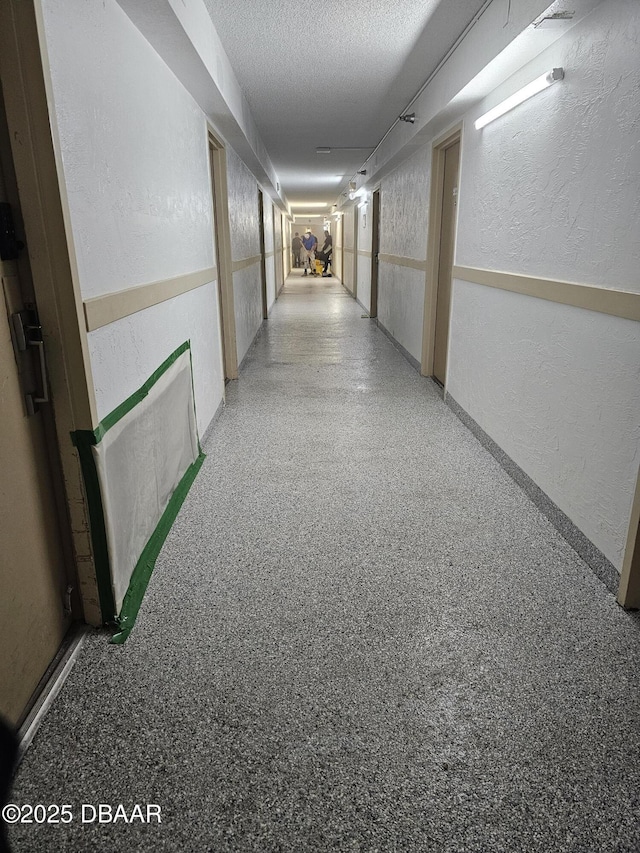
474, 67, 564, 130
290, 202, 328, 208
316, 147, 331, 154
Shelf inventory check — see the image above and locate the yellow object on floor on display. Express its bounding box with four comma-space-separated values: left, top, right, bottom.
315, 260, 323, 275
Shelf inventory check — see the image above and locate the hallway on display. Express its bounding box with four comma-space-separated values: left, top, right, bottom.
9, 274, 640, 852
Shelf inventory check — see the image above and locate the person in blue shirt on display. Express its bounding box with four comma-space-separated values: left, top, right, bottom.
301, 229, 318, 276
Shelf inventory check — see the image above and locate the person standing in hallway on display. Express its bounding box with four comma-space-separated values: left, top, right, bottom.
320, 228, 333, 276
292, 231, 303, 267
302, 229, 318, 276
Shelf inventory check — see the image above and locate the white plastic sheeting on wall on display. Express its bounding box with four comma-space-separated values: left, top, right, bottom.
92, 348, 199, 614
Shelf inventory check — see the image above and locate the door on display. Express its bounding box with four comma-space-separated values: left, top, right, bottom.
0, 85, 70, 727
257, 190, 268, 319
274, 212, 283, 294
618, 467, 640, 609
370, 190, 380, 318
433, 140, 460, 385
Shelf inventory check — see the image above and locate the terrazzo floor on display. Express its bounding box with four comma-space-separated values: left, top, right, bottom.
8, 272, 640, 852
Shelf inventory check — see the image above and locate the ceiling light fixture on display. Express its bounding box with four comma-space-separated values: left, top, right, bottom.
399, 113, 415, 123
316, 147, 331, 154
474, 67, 564, 130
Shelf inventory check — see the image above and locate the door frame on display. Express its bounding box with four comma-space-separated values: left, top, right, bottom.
208, 128, 238, 380
369, 189, 381, 318
257, 189, 268, 319
421, 123, 463, 381
274, 210, 284, 295
1, 0, 100, 624
618, 466, 640, 609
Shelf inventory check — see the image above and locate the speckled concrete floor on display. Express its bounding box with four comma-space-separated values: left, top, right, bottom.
8, 273, 640, 852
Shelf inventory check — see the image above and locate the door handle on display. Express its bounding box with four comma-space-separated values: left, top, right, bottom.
28, 337, 50, 405
10, 308, 50, 414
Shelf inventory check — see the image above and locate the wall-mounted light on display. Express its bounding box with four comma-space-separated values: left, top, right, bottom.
349, 187, 368, 202
474, 68, 564, 130
399, 113, 415, 123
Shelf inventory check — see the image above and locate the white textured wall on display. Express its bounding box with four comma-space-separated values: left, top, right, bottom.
458, 0, 640, 289
226, 147, 260, 261
41, 0, 214, 300
377, 264, 425, 363
448, 0, 640, 570
447, 283, 640, 569
88, 284, 222, 437
40, 0, 223, 435
377, 145, 431, 360
379, 145, 431, 260
226, 147, 262, 363
234, 265, 263, 366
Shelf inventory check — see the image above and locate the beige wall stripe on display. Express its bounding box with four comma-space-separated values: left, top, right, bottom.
84, 267, 216, 332
358, 250, 372, 258
379, 253, 428, 272
232, 255, 262, 273
453, 266, 640, 323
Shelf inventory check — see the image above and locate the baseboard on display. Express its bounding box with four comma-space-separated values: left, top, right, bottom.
445, 392, 620, 596
16, 625, 89, 765
201, 396, 226, 448
376, 320, 421, 372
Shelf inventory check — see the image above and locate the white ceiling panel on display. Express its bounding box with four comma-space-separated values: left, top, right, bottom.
202, 0, 491, 207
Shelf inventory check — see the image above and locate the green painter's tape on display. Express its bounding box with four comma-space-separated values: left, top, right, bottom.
73, 434, 117, 621
73, 341, 192, 448
71, 341, 203, 633
110, 452, 205, 644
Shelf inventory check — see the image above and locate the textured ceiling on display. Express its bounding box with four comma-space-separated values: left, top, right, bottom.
202, 0, 490, 208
